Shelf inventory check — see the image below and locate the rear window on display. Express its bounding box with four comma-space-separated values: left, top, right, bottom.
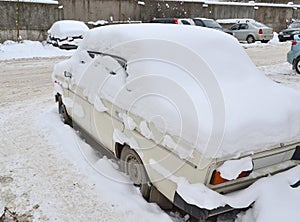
251, 22, 267, 28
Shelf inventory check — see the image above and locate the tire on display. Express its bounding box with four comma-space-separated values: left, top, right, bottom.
295, 57, 300, 74
58, 99, 72, 126
246, 35, 255, 44
120, 146, 151, 200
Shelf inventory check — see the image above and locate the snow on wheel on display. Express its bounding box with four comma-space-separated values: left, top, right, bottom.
120, 146, 151, 200
246, 35, 255, 44
295, 57, 300, 74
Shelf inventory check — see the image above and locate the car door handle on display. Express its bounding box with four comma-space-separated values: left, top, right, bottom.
64, 71, 72, 79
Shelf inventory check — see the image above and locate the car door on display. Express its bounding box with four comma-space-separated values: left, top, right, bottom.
238, 23, 250, 41
229, 24, 240, 39
87, 54, 126, 151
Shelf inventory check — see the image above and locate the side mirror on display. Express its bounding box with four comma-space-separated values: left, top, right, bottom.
64, 71, 72, 78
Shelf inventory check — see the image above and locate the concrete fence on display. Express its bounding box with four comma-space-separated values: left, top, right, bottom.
0, 1, 61, 42
1, 0, 300, 42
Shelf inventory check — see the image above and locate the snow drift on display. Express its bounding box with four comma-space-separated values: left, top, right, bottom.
53, 24, 300, 158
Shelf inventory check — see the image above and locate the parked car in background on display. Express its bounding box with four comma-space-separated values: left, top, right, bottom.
278, 20, 300, 42
53, 24, 300, 220
47, 20, 89, 50
150, 18, 195, 25
287, 34, 300, 73
193, 18, 223, 31
225, 20, 273, 43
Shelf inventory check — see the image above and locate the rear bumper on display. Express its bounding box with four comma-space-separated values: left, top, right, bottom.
173, 192, 236, 220
256, 34, 273, 41
278, 34, 294, 42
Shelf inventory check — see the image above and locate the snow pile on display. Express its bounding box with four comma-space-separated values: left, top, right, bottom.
38, 107, 171, 221
0, 40, 73, 60
52, 24, 300, 159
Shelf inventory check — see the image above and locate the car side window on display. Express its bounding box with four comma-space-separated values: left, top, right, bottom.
239, 24, 249, 30
194, 19, 204, 27
181, 20, 191, 25
230, 24, 240, 30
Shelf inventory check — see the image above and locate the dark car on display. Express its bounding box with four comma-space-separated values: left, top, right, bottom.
150, 18, 195, 25
278, 21, 300, 42
193, 18, 223, 31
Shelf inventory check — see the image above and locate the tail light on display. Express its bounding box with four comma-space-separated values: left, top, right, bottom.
174, 18, 178, 24
258, 29, 263, 34
292, 40, 298, 46
210, 170, 252, 185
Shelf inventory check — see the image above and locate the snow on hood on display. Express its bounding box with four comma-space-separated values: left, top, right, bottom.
54, 24, 300, 158
48, 20, 89, 38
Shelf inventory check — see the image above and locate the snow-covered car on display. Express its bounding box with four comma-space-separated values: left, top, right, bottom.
52, 24, 300, 220
47, 20, 89, 50
225, 20, 273, 43
287, 34, 300, 73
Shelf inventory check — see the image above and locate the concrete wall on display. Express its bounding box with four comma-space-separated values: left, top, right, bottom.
2, 0, 300, 42
59, 0, 300, 32
148, 1, 298, 32
0, 1, 61, 42
59, 0, 142, 22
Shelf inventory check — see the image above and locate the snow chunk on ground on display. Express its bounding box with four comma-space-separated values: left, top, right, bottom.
217, 156, 253, 180
0, 40, 73, 60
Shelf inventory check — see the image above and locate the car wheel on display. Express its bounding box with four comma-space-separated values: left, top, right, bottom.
58, 100, 72, 126
246, 35, 255, 44
120, 146, 151, 200
295, 57, 300, 74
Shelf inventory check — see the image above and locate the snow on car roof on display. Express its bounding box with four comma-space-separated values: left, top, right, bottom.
62, 24, 300, 158
48, 20, 89, 38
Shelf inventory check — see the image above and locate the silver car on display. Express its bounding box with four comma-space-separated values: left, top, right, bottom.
226, 20, 273, 43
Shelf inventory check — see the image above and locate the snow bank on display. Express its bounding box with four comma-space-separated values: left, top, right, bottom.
54, 24, 300, 159
38, 107, 171, 221
0, 40, 73, 60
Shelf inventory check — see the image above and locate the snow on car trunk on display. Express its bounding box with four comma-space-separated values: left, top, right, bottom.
53, 24, 300, 159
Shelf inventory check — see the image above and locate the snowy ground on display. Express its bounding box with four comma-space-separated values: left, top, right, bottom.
0, 41, 300, 222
